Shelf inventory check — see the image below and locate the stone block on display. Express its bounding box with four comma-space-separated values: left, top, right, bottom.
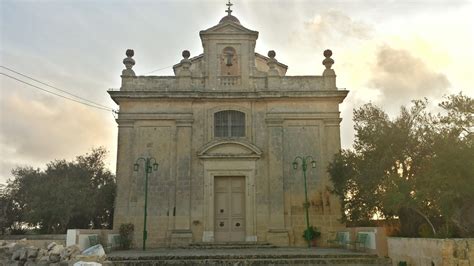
170, 229, 193, 247
267, 229, 289, 247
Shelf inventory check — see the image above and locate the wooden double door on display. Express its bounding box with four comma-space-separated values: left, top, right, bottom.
214, 176, 246, 242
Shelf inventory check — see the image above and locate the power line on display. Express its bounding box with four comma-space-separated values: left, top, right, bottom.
0, 66, 113, 110
142, 64, 175, 75
0, 73, 114, 112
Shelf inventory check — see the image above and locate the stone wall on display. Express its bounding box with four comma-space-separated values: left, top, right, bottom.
0, 235, 66, 249
110, 97, 347, 248
388, 237, 474, 266
119, 75, 332, 92
347, 227, 389, 257
111, 12, 346, 248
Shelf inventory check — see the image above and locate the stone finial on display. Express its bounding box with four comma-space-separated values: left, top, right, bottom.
267, 50, 278, 73
267, 50, 280, 87
322, 49, 334, 70
178, 50, 192, 89
268, 50, 276, 59
322, 49, 336, 89
180, 50, 192, 71
122, 49, 136, 77
182, 50, 190, 59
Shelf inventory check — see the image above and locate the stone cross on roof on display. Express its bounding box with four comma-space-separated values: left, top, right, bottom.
226, 0, 233, 16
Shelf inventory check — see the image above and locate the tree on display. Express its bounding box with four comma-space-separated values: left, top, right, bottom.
1, 147, 116, 234
328, 93, 473, 237
418, 93, 474, 236
0, 184, 24, 234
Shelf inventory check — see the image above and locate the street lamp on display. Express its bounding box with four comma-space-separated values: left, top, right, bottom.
133, 157, 159, 251
292, 156, 316, 248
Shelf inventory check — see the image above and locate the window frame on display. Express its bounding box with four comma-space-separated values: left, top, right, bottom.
214, 110, 246, 138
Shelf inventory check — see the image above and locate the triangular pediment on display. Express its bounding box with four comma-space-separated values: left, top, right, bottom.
200, 21, 258, 36
198, 139, 262, 159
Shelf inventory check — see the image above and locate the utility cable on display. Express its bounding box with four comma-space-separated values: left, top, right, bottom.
0, 65, 113, 110
142, 64, 175, 75
0, 73, 114, 112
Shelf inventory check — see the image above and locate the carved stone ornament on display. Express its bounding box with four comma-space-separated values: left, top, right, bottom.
180, 50, 192, 71
322, 49, 334, 70
122, 49, 136, 77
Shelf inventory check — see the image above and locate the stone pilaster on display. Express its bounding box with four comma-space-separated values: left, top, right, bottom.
113, 119, 135, 228
171, 119, 194, 246
324, 118, 345, 231
266, 118, 289, 246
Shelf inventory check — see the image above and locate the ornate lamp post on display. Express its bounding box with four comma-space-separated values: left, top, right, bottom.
133, 157, 158, 251
292, 156, 316, 248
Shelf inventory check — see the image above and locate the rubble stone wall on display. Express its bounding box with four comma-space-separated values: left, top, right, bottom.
0, 235, 66, 249
388, 237, 474, 266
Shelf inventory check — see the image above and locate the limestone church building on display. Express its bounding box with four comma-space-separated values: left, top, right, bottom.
109, 4, 348, 248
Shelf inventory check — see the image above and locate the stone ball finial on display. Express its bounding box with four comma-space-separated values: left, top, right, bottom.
182, 50, 190, 59
122, 49, 136, 77
123, 49, 136, 72
323, 49, 332, 58
268, 50, 276, 59
126, 49, 134, 58
322, 49, 334, 69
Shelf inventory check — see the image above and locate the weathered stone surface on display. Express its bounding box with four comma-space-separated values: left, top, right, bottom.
106, 248, 391, 265
388, 237, 474, 266
49, 253, 61, 263
47, 242, 57, 251
11, 249, 21, 260
110, 4, 347, 248
38, 255, 49, 262
0, 244, 8, 257
60, 245, 81, 261
26, 247, 39, 259
50, 244, 65, 255
19, 248, 27, 261
73, 261, 102, 266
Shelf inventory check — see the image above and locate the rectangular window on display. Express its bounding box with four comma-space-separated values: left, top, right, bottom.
214, 110, 245, 138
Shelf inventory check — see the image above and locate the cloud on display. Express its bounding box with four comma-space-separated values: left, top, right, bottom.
304, 9, 374, 42
0, 89, 117, 183
369, 45, 450, 107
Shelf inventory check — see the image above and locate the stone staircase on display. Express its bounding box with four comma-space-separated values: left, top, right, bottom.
186, 242, 277, 249
107, 246, 392, 265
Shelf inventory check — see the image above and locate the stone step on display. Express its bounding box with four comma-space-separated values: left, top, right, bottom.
108, 257, 392, 265
109, 254, 379, 260
187, 242, 276, 249
107, 248, 392, 266
108, 253, 391, 265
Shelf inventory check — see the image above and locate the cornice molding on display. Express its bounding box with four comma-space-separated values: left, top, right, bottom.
197, 139, 262, 160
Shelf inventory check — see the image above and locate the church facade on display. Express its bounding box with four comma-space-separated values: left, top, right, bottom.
109, 7, 348, 248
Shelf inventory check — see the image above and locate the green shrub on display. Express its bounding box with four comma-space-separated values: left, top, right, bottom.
302, 226, 321, 241
119, 223, 134, 250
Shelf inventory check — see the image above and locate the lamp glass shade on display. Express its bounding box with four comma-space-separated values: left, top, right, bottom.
153, 163, 159, 171
133, 163, 139, 171
292, 161, 298, 170
311, 161, 316, 168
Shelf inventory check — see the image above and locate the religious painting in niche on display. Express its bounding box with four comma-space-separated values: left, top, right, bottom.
220, 46, 240, 76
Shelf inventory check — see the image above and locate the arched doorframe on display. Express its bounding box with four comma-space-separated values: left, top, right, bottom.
197, 139, 262, 242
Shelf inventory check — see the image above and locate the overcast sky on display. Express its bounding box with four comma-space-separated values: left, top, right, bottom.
1, 0, 473, 184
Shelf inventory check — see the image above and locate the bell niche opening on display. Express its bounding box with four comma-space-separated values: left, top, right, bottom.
220, 46, 240, 77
